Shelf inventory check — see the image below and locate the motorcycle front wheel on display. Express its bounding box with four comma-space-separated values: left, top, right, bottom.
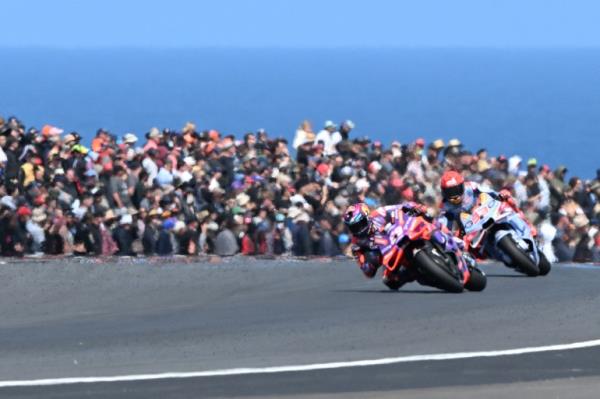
537, 251, 552, 276
413, 245, 464, 293
497, 235, 539, 276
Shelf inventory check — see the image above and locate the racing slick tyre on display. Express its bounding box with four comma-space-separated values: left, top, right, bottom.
537, 251, 552, 276
464, 267, 487, 292
414, 245, 464, 293
497, 235, 539, 277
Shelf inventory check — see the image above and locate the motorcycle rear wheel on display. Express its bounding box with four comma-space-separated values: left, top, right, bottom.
497, 235, 539, 276
414, 246, 464, 293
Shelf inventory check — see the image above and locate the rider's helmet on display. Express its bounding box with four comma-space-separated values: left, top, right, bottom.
343, 203, 372, 237
441, 170, 465, 205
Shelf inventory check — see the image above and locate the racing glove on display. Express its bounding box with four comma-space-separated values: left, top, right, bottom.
402, 202, 433, 221
496, 189, 513, 202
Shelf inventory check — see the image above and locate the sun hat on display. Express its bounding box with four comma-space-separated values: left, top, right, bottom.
197, 210, 211, 221
148, 127, 161, 138
123, 133, 138, 144
447, 138, 462, 148
182, 122, 196, 134
104, 209, 118, 220
148, 208, 161, 218
430, 139, 445, 150
236, 192, 251, 207
31, 207, 47, 223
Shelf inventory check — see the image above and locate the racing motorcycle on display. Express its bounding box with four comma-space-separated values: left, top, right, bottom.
376, 210, 487, 293
459, 193, 551, 277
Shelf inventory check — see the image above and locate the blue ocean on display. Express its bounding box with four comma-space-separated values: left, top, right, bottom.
0, 48, 598, 178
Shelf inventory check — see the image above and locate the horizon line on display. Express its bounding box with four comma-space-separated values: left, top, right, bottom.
2, 44, 600, 51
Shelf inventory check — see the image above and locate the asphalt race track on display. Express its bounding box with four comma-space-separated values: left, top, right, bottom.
0, 257, 599, 398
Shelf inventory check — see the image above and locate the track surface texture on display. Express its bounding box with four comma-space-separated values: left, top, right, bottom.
0, 257, 598, 398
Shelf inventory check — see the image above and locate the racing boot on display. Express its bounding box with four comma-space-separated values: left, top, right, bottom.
382, 267, 416, 291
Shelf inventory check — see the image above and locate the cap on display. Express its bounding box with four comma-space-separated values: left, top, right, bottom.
63, 134, 77, 145
316, 163, 330, 176
162, 218, 175, 230
71, 144, 89, 155
415, 138, 425, 147
17, 206, 32, 217
342, 120, 355, 129
120, 214, 133, 225
41, 125, 64, 137
324, 120, 337, 129
527, 158, 538, 167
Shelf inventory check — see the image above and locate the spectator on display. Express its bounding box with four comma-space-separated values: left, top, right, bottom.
0, 114, 596, 263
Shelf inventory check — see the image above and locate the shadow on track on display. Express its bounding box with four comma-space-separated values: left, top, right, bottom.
485, 274, 528, 278
333, 289, 451, 295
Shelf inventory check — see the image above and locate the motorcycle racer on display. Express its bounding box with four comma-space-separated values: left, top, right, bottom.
438, 170, 532, 234
344, 201, 476, 290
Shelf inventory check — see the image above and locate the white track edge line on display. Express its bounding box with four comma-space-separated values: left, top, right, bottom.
2, 338, 600, 388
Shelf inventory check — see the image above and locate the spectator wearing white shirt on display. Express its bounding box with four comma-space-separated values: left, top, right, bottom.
315, 120, 341, 156
293, 120, 316, 149
142, 149, 159, 185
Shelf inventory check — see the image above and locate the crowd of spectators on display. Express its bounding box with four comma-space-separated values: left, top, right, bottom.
0, 115, 598, 262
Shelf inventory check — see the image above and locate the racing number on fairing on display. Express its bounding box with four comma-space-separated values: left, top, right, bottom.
473, 206, 490, 224
388, 224, 405, 246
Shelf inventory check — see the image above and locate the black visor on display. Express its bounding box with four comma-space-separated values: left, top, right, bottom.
442, 183, 464, 199
348, 216, 370, 236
